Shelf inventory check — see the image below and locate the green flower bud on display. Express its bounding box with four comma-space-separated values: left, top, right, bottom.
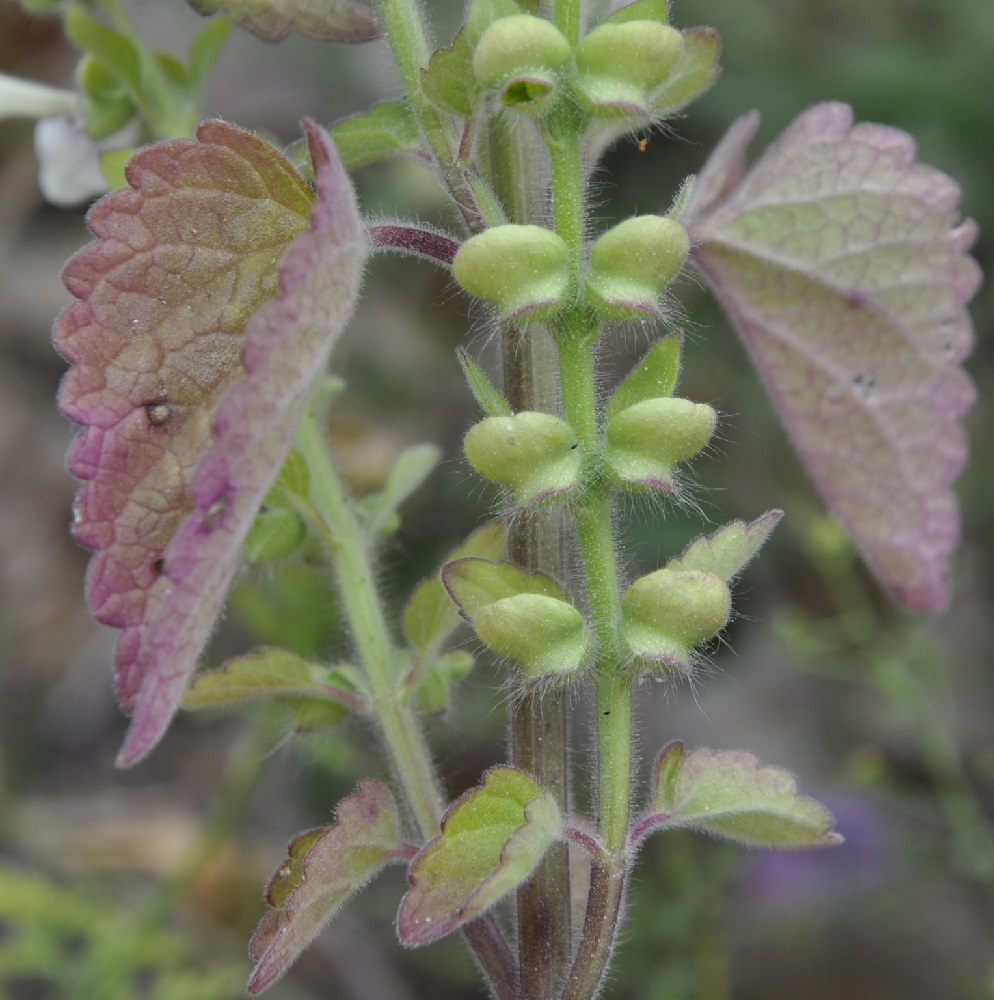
453, 225, 569, 321
604, 397, 716, 491
586, 216, 690, 319
473, 14, 572, 112
474, 593, 591, 679
243, 507, 307, 563
465, 412, 581, 504
621, 568, 731, 673
576, 21, 684, 117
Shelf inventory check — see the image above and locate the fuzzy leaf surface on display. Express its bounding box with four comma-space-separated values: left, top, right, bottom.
398, 766, 561, 946
330, 101, 421, 170
182, 647, 363, 710
639, 742, 842, 849
121, 122, 364, 764
57, 122, 365, 764
187, 0, 380, 43
666, 510, 783, 581
402, 521, 507, 654
55, 122, 318, 755
687, 102, 980, 612
443, 558, 568, 620
248, 780, 407, 993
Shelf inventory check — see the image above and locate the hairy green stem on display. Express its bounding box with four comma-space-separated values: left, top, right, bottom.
376, 0, 487, 232
299, 403, 517, 1000
548, 123, 634, 996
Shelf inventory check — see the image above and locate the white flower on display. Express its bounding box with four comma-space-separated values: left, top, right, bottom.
0, 71, 82, 121
34, 115, 142, 207
0, 72, 140, 206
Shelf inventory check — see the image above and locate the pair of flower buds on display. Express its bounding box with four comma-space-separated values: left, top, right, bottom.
473, 12, 689, 120
452, 330, 732, 686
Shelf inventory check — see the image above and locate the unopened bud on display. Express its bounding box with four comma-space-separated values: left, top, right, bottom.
454, 225, 569, 321
586, 215, 690, 319
464, 412, 581, 504
575, 22, 684, 117
621, 568, 730, 673
605, 396, 716, 490
474, 593, 591, 679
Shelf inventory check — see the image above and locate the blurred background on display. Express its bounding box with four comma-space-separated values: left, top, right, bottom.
1, 0, 992, 998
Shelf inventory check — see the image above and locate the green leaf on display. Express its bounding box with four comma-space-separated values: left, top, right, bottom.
443, 556, 566, 619
65, 6, 143, 97
458, 348, 513, 418
649, 26, 721, 117
421, 25, 479, 116
187, 16, 233, 88
265, 446, 312, 508
248, 780, 408, 993
77, 54, 136, 140
665, 510, 783, 581
638, 742, 842, 849
605, 335, 681, 421
403, 521, 507, 654
244, 506, 308, 562
182, 647, 363, 710
364, 443, 441, 538
413, 650, 474, 713
397, 766, 561, 945
605, 0, 669, 25
330, 101, 421, 170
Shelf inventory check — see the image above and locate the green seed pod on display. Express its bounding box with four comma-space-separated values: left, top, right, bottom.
586, 216, 690, 319
604, 396, 716, 491
621, 568, 731, 673
474, 593, 591, 679
473, 14, 572, 112
575, 21, 684, 117
453, 225, 569, 321
465, 412, 581, 504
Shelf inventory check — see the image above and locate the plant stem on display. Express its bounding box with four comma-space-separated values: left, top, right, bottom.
550, 225, 634, 1000
298, 401, 517, 1000
491, 108, 573, 999
376, 0, 486, 232
298, 405, 444, 834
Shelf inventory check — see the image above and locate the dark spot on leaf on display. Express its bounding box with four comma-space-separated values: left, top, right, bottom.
144, 402, 174, 427
852, 373, 875, 395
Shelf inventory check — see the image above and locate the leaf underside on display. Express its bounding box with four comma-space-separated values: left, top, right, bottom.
248, 779, 406, 993
687, 102, 981, 612
56, 121, 366, 764
642, 741, 841, 849
187, 0, 380, 43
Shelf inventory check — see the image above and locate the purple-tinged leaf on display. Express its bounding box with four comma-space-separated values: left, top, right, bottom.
248, 779, 411, 994
187, 0, 380, 43
116, 123, 364, 764
55, 122, 317, 744
632, 741, 842, 850
687, 102, 981, 612
397, 766, 561, 947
